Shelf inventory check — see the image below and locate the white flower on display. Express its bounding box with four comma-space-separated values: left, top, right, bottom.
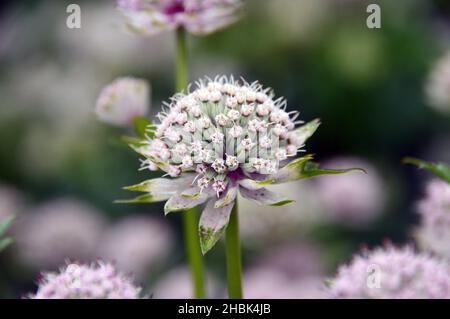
95, 77, 149, 127
125, 76, 342, 254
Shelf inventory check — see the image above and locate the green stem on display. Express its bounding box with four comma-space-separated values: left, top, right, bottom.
176, 27, 206, 299
183, 208, 206, 298
176, 28, 188, 92
226, 199, 243, 299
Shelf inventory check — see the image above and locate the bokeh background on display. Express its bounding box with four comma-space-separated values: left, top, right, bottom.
0, 0, 449, 298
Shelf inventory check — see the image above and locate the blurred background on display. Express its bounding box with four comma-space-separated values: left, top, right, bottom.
0, 0, 449, 298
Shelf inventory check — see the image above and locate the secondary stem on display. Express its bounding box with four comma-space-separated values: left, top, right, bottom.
183, 207, 206, 298
176, 27, 206, 299
226, 199, 243, 299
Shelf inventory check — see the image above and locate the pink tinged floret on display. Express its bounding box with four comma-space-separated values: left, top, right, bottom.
30, 262, 142, 299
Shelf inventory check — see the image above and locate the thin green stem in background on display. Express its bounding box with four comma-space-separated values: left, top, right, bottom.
176, 27, 206, 299
183, 208, 206, 299
176, 28, 188, 92
226, 199, 243, 299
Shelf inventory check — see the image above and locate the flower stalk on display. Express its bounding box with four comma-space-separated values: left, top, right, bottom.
176, 27, 206, 299
225, 199, 243, 299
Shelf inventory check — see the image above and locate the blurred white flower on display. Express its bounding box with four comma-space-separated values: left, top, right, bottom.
30, 262, 142, 299
313, 157, 386, 228
152, 266, 219, 299
118, 0, 243, 36
244, 269, 326, 299
97, 216, 174, 278
15, 199, 107, 270
426, 51, 450, 115
244, 244, 326, 299
96, 77, 150, 127
0, 184, 25, 220
239, 182, 323, 246
57, 3, 173, 70
415, 179, 450, 259
329, 246, 450, 299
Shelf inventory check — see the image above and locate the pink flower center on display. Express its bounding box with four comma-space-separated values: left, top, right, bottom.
163, 0, 185, 16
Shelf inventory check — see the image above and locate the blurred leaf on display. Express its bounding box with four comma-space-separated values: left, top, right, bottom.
292, 118, 321, 145
300, 161, 366, 179
119, 135, 144, 147
0, 238, 13, 252
258, 155, 364, 184
0, 215, 14, 252
114, 194, 166, 204
403, 157, 450, 184
0, 215, 14, 236
133, 117, 155, 139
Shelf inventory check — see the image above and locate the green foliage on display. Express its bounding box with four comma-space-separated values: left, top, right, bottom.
403, 157, 450, 184
0, 215, 14, 253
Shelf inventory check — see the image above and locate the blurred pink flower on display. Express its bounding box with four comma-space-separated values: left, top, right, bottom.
314, 156, 386, 227
329, 246, 450, 299
15, 199, 107, 270
153, 266, 219, 298
239, 182, 323, 246
426, 51, 450, 115
415, 179, 450, 259
0, 184, 25, 220
97, 216, 174, 278
96, 77, 150, 127
244, 244, 327, 299
31, 262, 142, 299
117, 0, 243, 36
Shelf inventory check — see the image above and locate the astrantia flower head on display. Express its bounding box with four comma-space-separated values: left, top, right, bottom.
96, 77, 149, 127
329, 246, 450, 299
415, 179, 450, 259
122, 76, 356, 254
117, 0, 242, 36
30, 262, 142, 299
426, 51, 450, 115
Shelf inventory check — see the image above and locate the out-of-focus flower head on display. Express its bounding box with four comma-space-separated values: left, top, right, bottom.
96, 77, 150, 127
415, 179, 450, 259
244, 244, 326, 299
97, 216, 174, 278
30, 262, 142, 299
314, 156, 386, 228
0, 184, 25, 220
426, 51, 450, 115
153, 266, 219, 298
329, 246, 450, 299
15, 199, 107, 270
123, 75, 344, 254
117, 0, 243, 36
239, 182, 323, 246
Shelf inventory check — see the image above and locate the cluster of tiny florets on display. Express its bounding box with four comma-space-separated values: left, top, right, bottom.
31, 262, 142, 299
141, 76, 304, 196
329, 246, 450, 299
415, 179, 450, 259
